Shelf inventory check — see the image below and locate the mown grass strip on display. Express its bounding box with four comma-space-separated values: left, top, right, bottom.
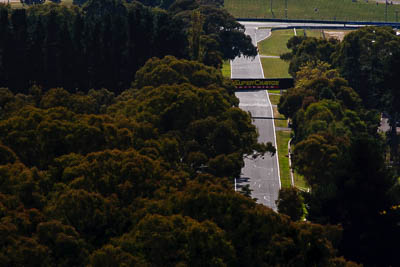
268, 94, 281, 105
268, 89, 286, 94
273, 108, 288, 128
276, 130, 291, 188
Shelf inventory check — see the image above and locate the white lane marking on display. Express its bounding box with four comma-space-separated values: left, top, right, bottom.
257, 29, 272, 43
230, 59, 233, 79
264, 90, 281, 189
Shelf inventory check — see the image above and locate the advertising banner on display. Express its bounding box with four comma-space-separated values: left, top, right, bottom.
232, 78, 294, 90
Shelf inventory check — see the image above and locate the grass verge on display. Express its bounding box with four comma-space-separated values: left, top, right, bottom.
270, 89, 309, 190
294, 171, 308, 190
268, 94, 281, 105
268, 89, 286, 94
273, 107, 288, 128
276, 130, 291, 188
271, 91, 308, 190
290, 143, 309, 190
261, 57, 291, 78
295, 28, 305, 37
259, 29, 293, 56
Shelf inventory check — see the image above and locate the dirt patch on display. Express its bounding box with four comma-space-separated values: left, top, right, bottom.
324, 31, 350, 41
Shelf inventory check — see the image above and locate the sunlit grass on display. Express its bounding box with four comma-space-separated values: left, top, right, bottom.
273, 106, 288, 128
259, 29, 293, 56
294, 171, 308, 190
276, 130, 291, 188
258, 30, 293, 78
268, 93, 281, 105
268, 89, 286, 94
261, 57, 291, 78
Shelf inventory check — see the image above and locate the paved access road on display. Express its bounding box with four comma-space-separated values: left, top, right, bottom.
232, 25, 280, 210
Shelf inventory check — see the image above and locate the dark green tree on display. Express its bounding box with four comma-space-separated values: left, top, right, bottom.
281, 36, 338, 77
276, 187, 305, 221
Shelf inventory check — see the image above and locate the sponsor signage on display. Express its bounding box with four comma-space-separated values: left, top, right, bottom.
232, 78, 294, 90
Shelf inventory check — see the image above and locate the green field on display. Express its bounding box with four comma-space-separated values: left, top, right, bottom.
259, 29, 294, 56
258, 29, 293, 78
276, 130, 292, 188
261, 57, 291, 78
224, 0, 400, 22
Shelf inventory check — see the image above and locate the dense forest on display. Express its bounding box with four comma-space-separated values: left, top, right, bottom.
0, 0, 399, 265
280, 26, 400, 266
0, 0, 256, 93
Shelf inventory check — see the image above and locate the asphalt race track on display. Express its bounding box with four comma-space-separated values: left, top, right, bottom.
231, 27, 270, 78
232, 25, 280, 210
235, 91, 280, 210
232, 21, 370, 210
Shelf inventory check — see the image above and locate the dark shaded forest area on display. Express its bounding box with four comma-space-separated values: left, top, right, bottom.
0, 0, 354, 265
279, 26, 400, 266
0, 55, 356, 266
0, 0, 399, 265
0, 0, 256, 93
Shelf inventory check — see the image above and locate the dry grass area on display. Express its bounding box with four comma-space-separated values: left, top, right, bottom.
324, 30, 353, 41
